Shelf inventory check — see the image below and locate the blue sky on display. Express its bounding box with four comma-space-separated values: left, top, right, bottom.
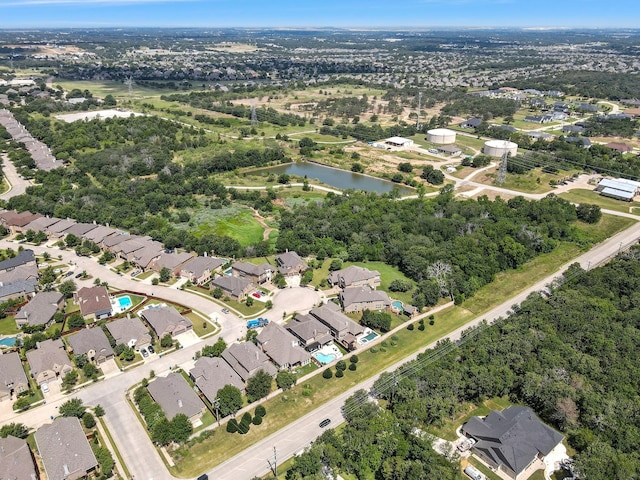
0, 0, 637, 28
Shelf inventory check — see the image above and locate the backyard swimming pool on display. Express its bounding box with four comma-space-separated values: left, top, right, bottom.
0, 336, 17, 347
357, 328, 379, 345
118, 296, 132, 309
391, 300, 404, 312
313, 344, 343, 365
314, 352, 336, 364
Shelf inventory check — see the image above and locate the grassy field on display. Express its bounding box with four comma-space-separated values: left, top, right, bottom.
560, 188, 640, 215
55, 80, 171, 99
185, 206, 265, 247
0, 316, 19, 335
346, 260, 416, 304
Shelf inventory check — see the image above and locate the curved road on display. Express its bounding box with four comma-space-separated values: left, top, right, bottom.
0, 154, 31, 200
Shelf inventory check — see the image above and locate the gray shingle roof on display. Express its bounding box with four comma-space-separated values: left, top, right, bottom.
275, 251, 307, 275
15, 291, 63, 327
287, 314, 333, 349
140, 305, 192, 337
310, 302, 364, 337
221, 342, 277, 382
328, 265, 380, 287
190, 356, 244, 403
147, 372, 204, 421
0, 279, 37, 299
0, 249, 35, 272
0, 435, 38, 480
180, 256, 225, 279
25, 339, 72, 380
67, 327, 114, 360
0, 264, 38, 285
0, 351, 29, 399
34, 417, 98, 480
339, 286, 391, 310
232, 262, 271, 277
257, 322, 310, 368
211, 275, 254, 298
106, 317, 151, 349
76, 286, 112, 317
462, 406, 564, 476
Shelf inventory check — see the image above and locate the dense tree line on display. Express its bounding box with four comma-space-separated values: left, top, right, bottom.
440, 96, 518, 120
277, 191, 590, 306
365, 248, 640, 479
585, 116, 639, 138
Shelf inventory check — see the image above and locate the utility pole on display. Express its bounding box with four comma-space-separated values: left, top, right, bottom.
416, 92, 422, 130
267, 446, 278, 477
496, 150, 509, 185
250, 104, 258, 127
124, 75, 135, 98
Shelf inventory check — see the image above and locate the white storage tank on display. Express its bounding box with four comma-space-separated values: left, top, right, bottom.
427, 128, 457, 144
483, 140, 518, 157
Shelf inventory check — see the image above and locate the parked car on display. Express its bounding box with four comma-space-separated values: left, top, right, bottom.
221, 308, 230, 314
41, 383, 49, 394
141, 348, 149, 358
147, 345, 155, 354
65, 271, 73, 277
319, 418, 331, 428
75, 273, 83, 278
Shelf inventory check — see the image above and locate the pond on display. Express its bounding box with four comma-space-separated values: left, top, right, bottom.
258, 162, 414, 195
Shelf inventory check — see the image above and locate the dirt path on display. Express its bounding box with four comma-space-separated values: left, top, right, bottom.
251, 208, 274, 241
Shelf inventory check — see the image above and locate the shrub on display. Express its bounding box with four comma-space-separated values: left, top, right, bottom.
391, 335, 399, 342
349, 363, 357, 371
242, 412, 252, 424
238, 417, 251, 434
83, 412, 96, 429
335, 360, 347, 371
407, 323, 414, 331
349, 355, 359, 364
255, 405, 266, 418
323, 368, 333, 379
381, 340, 388, 347
418, 324, 425, 331
252, 415, 263, 425
429, 319, 435, 326
370, 347, 378, 353
226, 419, 238, 433
379, 347, 387, 352
335, 369, 344, 378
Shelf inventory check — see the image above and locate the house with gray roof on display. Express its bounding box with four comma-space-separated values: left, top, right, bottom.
26, 339, 73, 385
15, 291, 64, 328
106, 317, 151, 351
140, 305, 193, 338
67, 327, 114, 364
63, 222, 98, 238
150, 252, 194, 276
0, 351, 29, 402
210, 275, 254, 301
257, 322, 311, 369
221, 342, 277, 382
147, 372, 205, 424
0, 249, 35, 273
0, 435, 38, 480
35, 416, 98, 480
328, 265, 381, 289
129, 242, 165, 270
286, 313, 333, 352
462, 406, 564, 480
0, 279, 37, 302
45, 218, 77, 238
0, 263, 38, 285
275, 251, 307, 276
231, 262, 272, 284
189, 356, 244, 404
180, 256, 225, 285
23, 215, 62, 233
75, 286, 112, 320
0, 211, 42, 233
81, 225, 119, 244
101, 233, 131, 250
459, 117, 482, 129
339, 286, 391, 313
309, 302, 364, 351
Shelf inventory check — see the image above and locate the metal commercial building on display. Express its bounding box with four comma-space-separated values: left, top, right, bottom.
595, 178, 640, 202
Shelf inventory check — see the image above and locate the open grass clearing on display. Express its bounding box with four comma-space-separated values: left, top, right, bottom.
559, 188, 640, 215
0, 315, 19, 335
55, 80, 168, 99
182, 206, 265, 247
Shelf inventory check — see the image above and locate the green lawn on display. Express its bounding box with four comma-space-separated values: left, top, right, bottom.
560, 188, 640, 215
186, 207, 265, 247
346, 261, 416, 304
55, 80, 169, 99
0, 316, 19, 335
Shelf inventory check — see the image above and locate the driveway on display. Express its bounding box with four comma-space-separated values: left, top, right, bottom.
100, 358, 119, 378
175, 329, 200, 348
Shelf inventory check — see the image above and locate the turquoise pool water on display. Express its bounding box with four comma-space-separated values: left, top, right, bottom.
360, 332, 378, 343
118, 296, 132, 309
0, 336, 17, 347
392, 300, 403, 311
314, 352, 336, 364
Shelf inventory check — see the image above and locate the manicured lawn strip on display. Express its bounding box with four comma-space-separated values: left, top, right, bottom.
0, 315, 19, 334
465, 457, 503, 480
135, 270, 155, 280
98, 416, 132, 479
559, 188, 640, 215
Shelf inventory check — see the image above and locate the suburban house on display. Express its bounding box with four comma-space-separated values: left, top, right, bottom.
140, 305, 193, 338
189, 356, 245, 404
461, 406, 564, 480
63, 222, 98, 239
256, 322, 311, 370
327, 265, 380, 289
66, 327, 115, 364
0, 279, 37, 302
101, 233, 132, 251
211, 275, 255, 302
0, 435, 38, 480
35, 417, 98, 480
339, 286, 391, 313
0, 263, 39, 285
0, 351, 29, 402
23, 216, 61, 235
286, 313, 333, 352
106, 317, 152, 351
14, 291, 64, 329
605, 141, 633, 153
26, 339, 73, 385
147, 372, 205, 424
0, 249, 36, 273
45, 218, 77, 238
309, 302, 364, 351
179, 256, 226, 285
221, 342, 278, 382
231, 262, 272, 284
127, 241, 165, 271
80, 225, 120, 245
564, 136, 591, 148
437, 144, 462, 156
275, 251, 308, 276
75, 286, 112, 320
150, 251, 194, 276
0, 210, 42, 234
